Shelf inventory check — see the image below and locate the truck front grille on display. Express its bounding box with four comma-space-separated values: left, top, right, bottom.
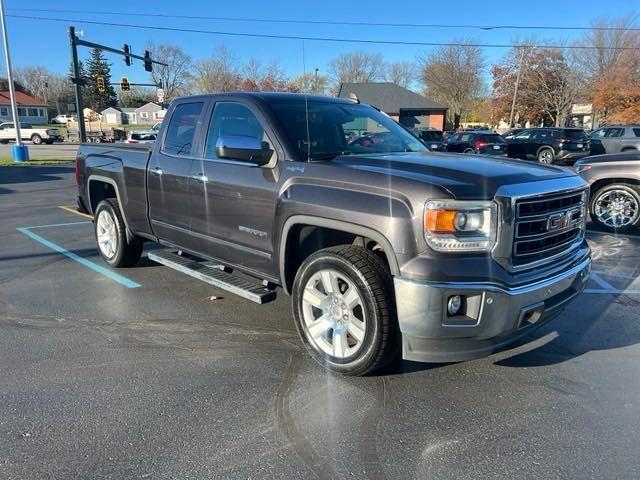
513, 190, 586, 267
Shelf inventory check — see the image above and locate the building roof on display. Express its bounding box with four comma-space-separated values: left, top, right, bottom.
101, 107, 121, 114
337, 82, 447, 113
135, 102, 162, 112
0, 91, 47, 106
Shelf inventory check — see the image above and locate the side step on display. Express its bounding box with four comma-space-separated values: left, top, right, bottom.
147, 250, 277, 304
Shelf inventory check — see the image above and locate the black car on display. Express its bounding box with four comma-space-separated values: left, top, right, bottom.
507, 128, 590, 164
445, 131, 508, 156
414, 129, 446, 151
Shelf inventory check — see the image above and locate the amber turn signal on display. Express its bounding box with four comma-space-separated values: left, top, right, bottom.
425, 209, 457, 233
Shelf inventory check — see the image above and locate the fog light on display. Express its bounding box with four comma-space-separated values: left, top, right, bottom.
447, 295, 462, 316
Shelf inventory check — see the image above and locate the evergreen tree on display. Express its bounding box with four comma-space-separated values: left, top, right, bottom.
84, 48, 117, 111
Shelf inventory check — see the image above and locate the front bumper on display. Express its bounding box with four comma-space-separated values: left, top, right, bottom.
394, 255, 591, 363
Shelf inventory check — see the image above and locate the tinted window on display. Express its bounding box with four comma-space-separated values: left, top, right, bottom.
479, 134, 505, 143
513, 130, 532, 140
163, 102, 203, 156
459, 133, 473, 142
590, 128, 607, 139
447, 133, 460, 142
205, 102, 267, 159
562, 129, 587, 140
419, 131, 443, 141
606, 128, 624, 138
533, 130, 553, 140
633, 128, 640, 137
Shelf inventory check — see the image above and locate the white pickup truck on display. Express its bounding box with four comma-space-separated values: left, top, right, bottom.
0, 122, 63, 145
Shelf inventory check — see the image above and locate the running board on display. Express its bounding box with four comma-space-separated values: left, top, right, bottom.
147, 250, 277, 304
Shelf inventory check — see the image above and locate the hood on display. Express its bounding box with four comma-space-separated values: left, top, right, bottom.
330, 151, 574, 199
577, 151, 640, 164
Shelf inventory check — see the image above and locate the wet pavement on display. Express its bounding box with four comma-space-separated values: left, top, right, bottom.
1, 165, 640, 479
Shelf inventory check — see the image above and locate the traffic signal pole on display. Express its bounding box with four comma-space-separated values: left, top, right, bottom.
69, 26, 87, 143
67, 25, 167, 143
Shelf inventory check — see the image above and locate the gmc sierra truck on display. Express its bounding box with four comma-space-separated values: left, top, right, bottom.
75, 92, 591, 376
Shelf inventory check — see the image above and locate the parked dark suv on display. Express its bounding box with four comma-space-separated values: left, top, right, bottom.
507, 128, 590, 164
445, 131, 507, 156
413, 128, 446, 151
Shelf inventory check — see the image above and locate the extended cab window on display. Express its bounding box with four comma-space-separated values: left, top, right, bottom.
163, 102, 203, 156
204, 102, 271, 160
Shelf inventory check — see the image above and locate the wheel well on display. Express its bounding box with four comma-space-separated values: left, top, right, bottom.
621, 147, 638, 152
590, 178, 640, 199
537, 146, 553, 155
88, 180, 117, 214
282, 224, 391, 293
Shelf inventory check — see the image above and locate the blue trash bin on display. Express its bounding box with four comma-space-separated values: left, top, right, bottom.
12, 145, 29, 162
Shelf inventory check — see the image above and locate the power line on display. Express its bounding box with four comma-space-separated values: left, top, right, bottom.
7, 14, 640, 50
7, 8, 640, 32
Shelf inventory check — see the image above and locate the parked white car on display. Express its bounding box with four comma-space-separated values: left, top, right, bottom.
0, 122, 63, 145
125, 130, 157, 144
51, 114, 76, 124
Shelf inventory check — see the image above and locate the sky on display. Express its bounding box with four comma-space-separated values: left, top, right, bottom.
2, 0, 638, 87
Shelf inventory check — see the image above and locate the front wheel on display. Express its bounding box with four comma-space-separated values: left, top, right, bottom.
94, 198, 143, 267
292, 245, 398, 376
590, 184, 640, 232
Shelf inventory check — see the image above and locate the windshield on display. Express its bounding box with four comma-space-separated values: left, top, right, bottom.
269, 101, 426, 160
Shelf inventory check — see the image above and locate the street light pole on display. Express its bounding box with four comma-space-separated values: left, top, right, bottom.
0, 0, 27, 161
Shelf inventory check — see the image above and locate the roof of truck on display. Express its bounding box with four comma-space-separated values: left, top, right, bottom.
175, 91, 354, 105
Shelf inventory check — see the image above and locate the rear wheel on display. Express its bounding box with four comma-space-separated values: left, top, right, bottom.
94, 198, 143, 267
31, 134, 42, 145
590, 184, 640, 232
463, 148, 475, 154
537, 148, 554, 164
292, 245, 398, 376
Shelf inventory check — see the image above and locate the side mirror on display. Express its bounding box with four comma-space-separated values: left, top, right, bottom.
215, 135, 273, 166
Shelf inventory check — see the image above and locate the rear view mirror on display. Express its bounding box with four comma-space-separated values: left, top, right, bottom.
216, 135, 273, 166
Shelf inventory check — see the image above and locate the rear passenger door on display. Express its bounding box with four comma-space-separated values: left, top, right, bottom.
602, 127, 624, 153
508, 129, 531, 158
530, 129, 553, 157
147, 100, 207, 250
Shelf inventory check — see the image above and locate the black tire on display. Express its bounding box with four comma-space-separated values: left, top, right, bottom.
590, 184, 640, 233
94, 198, 143, 267
31, 134, 42, 145
292, 245, 398, 376
537, 148, 554, 164
463, 148, 475, 154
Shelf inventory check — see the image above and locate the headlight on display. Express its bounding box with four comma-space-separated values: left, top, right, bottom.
576, 164, 591, 173
424, 200, 497, 252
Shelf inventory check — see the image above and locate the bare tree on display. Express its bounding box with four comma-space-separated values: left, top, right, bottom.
328, 51, 385, 91
13, 65, 50, 99
386, 61, 414, 88
146, 42, 192, 101
241, 59, 289, 91
191, 45, 241, 94
287, 72, 330, 94
418, 42, 485, 126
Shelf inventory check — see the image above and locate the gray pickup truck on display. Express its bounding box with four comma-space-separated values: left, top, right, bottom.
75, 92, 591, 375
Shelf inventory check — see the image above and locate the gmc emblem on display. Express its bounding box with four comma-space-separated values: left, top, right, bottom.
546, 208, 580, 232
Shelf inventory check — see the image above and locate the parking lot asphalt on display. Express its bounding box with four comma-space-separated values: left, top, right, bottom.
2, 166, 640, 480
0, 143, 78, 160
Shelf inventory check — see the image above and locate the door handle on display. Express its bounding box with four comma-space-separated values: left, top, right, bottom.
192, 173, 209, 182
151, 166, 163, 176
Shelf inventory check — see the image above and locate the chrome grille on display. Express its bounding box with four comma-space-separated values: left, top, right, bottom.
513, 190, 586, 267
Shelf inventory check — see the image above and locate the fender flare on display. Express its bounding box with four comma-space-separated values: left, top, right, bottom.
87, 174, 133, 236
279, 215, 400, 294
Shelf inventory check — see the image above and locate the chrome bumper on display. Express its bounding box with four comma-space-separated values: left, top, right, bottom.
394, 256, 591, 363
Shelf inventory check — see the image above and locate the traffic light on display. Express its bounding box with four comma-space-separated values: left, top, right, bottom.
143, 50, 153, 72
120, 77, 130, 92
123, 44, 131, 66
96, 75, 105, 93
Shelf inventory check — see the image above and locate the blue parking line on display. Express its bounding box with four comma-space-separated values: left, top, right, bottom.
17, 226, 141, 289
26, 221, 91, 229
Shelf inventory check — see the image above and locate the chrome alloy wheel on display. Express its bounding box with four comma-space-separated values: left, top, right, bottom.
301, 269, 367, 359
96, 210, 118, 259
595, 189, 639, 228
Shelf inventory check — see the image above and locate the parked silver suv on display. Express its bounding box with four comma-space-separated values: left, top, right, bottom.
589, 125, 640, 154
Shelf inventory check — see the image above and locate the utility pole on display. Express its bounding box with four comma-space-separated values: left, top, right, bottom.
508, 48, 526, 128
0, 0, 27, 161
69, 26, 87, 143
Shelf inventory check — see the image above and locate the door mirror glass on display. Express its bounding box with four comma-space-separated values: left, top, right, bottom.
215, 135, 273, 166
